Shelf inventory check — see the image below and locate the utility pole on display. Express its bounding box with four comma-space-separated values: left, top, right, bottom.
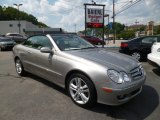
135, 19, 139, 25
14, 3, 23, 34
113, 0, 115, 44
104, 14, 110, 42
74, 24, 77, 33
108, 15, 110, 42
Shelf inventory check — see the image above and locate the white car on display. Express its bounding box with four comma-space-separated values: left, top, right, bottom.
148, 42, 160, 67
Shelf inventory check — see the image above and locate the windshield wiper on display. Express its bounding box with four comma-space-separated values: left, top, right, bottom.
65, 48, 81, 51
81, 46, 96, 49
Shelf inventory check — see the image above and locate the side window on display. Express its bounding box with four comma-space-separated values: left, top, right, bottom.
23, 36, 53, 49
36, 36, 53, 49
23, 36, 38, 48
141, 37, 157, 44
158, 36, 160, 42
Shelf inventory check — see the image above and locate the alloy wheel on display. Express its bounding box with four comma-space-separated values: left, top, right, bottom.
15, 59, 23, 74
69, 77, 90, 104
131, 52, 141, 61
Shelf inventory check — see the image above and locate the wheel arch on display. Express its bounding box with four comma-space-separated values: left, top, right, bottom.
65, 69, 97, 98
14, 56, 20, 62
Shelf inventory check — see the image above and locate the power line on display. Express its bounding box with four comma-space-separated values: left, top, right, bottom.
115, 0, 143, 16
116, 1, 133, 12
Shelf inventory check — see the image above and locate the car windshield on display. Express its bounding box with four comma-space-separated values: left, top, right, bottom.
0, 38, 12, 42
51, 35, 96, 51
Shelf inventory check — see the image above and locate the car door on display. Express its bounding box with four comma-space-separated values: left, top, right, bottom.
20, 36, 37, 72
140, 36, 158, 54
27, 35, 58, 84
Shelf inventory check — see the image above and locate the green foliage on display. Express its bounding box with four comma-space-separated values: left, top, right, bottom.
0, 5, 48, 27
154, 25, 160, 35
80, 22, 126, 38
117, 30, 135, 39
139, 26, 146, 31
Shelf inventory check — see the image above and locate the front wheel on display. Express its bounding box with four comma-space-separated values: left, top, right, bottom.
15, 58, 26, 76
67, 73, 96, 107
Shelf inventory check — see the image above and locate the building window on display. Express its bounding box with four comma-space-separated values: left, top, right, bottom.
18, 23, 21, 27
9, 24, 13, 27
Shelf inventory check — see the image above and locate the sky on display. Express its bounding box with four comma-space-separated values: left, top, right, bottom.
0, 0, 160, 32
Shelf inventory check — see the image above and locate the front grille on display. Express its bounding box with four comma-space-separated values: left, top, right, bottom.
6, 44, 14, 46
130, 66, 143, 80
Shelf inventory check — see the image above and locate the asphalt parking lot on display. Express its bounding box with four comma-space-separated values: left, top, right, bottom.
0, 50, 160, 120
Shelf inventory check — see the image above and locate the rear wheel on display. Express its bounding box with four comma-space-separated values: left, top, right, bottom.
0, 47, 3, 51
98, 42, 101, 45
15, 58, 26, 76
131, 52, 141, 61
67, 73, 96, 107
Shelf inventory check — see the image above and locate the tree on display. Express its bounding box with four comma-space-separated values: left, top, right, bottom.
154, 25, 160, 35
0, 5, 48, 27
117, 30, 135, 39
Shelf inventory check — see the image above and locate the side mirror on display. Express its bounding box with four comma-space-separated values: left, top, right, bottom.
40, 47, 54, 54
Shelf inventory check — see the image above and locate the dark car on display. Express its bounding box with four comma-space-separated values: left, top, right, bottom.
0, 37, 16, 51
119, 36, 160, 61
5, 33, 25, 43
81, 36, 105, 45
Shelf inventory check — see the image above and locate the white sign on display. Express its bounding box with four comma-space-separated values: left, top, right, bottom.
86, 8, 103, 23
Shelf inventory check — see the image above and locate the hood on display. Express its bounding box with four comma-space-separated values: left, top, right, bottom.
65, 48, 139, 73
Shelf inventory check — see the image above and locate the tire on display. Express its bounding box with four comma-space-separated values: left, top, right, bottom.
98, 42, 101, 45
67, 73, 97, 108
15, 58, 26, 76
0, 47, 3, 51
131, 52, 141, 61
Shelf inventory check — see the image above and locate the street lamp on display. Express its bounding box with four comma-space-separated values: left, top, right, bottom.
13, 3, 23, 34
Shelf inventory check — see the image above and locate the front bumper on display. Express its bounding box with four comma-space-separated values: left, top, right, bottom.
148, 53, 160, 67
0, 44, 14, 50
96, 77, 145, 105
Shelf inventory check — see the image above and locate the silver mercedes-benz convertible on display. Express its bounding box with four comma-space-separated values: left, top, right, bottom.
13, 34, 146, 107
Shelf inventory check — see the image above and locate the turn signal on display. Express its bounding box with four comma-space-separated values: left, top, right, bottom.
102, 87, 113, 93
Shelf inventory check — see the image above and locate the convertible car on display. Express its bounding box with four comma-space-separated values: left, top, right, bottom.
13, 34, 146, 107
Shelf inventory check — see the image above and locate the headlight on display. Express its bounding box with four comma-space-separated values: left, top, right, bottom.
157, 48, 160, 52
120, 72, 131, 82
107, 69, 131, 84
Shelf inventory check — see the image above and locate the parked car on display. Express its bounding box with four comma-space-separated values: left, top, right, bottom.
0, 37, 16, 51
5, 33, 25, 43
119, 36, 160, 61
81, 36, 105, 45
148, 42, 160, 67
13, 34, 146, 107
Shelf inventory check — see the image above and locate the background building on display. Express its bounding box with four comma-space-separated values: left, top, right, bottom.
147, 21, 154, 35
0, 20, 65, 37
0, 20, 38, 36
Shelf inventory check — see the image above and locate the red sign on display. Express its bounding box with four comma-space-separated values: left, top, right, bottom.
86, 23, 103, 28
